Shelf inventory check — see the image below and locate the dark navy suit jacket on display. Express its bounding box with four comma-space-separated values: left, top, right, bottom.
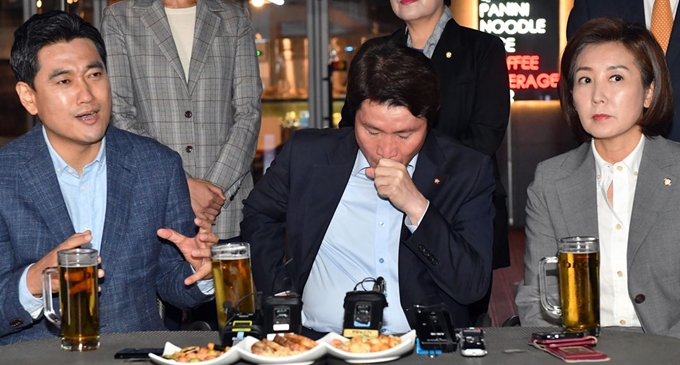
0, 125, 209, 345
567, 0, 680, 141
241, 128, 495, 328
339, 19, 511, 269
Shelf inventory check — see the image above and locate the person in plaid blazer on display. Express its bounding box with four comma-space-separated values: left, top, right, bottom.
101, 0, 262, 240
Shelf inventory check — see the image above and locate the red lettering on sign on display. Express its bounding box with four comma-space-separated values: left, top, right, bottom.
508, 73, 560, 90
506, 55, 540, 70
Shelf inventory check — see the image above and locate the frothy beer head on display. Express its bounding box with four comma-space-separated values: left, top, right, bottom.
211, 242, 250, 260
58, 248, 99, 266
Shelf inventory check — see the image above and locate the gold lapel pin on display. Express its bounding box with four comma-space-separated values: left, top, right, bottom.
664, 178, 672, 186
434, 178, 441, 185
445, 52, 452, 59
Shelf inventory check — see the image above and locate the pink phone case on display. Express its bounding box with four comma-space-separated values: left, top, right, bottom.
531, 336, 610, 362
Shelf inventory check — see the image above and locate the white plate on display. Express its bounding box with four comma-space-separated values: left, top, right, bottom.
319, 329, 416, 363
234, 335, 327, 365
148, 342, 240, 365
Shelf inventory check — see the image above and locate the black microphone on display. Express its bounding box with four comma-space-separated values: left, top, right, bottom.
372, 276, 386, 294
271, 257, 294, 295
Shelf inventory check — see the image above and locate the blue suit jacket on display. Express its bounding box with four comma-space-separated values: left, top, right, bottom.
241, 128, 495, 328
567, 0, 680, 141
0, 125, 209, 345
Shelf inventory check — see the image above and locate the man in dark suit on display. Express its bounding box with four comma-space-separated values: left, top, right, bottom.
339, 0, 510, 325
241, 38, 495, 336
0, 11, 217, 344
567, 0, 680, 141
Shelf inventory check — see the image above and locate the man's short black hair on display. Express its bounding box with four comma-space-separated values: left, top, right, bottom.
10, 10, 107, 88
345, 37, 440, 127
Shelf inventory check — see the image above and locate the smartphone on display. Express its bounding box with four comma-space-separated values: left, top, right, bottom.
413, 304, 457, 353
531, 331, 586, 341
114, 348, 164, 359
459, 327, 487, 357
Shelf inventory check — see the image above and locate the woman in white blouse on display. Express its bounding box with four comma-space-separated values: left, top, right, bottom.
516, 17, 680, 338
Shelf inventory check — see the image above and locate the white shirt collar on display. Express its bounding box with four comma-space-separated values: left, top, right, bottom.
592, 135, 645, 180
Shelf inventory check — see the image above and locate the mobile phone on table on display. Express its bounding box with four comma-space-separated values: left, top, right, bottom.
531, 330, 586, 342
114, 348, 164, 359
459, 327, 487, 357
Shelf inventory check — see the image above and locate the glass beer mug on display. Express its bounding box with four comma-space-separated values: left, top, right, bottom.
42, 248, 100, 351
211, 242, 256, 329
539, 237, 600, 334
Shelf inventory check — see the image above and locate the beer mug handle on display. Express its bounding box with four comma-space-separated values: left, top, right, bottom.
42, 266, 61, 326
538, 256, 562, 317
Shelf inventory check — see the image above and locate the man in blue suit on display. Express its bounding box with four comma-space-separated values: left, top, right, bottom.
241, 38, 495, 336
0, 11, 217, 345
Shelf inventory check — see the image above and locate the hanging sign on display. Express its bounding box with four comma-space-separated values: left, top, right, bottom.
478, 0, 560, 101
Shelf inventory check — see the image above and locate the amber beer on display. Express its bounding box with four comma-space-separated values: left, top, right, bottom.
211, 243, 256, 329
59, 264, 99, 350
42, 248, 100, 351
558, 251, 600, 332
539, 236, 600, 334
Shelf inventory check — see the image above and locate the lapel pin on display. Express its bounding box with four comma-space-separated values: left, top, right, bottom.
445, 52, 452, 59
664, 178, 672, 186
434, 178, 441, 185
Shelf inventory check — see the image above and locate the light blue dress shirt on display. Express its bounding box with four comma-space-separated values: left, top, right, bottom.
301, 150, 425, 334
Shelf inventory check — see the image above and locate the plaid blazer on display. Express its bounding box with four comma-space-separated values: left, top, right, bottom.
102, 0, 262, 239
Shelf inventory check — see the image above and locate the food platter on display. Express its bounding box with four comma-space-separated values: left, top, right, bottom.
235, 336, 327, 365
147, 330, 416, 364
148, 342, 240, 365
318, 330, 416, 363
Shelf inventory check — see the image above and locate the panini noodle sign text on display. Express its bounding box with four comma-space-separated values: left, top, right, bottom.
478, 0, 560, 101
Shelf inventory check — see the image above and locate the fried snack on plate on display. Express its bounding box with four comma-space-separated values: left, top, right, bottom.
330, 334, 402, 353
162, 342, 227, 362
282, 333, 318, 349
251, 334, 318, 357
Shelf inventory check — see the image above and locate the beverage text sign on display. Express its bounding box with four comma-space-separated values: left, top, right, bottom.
478, 0, 560, 101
